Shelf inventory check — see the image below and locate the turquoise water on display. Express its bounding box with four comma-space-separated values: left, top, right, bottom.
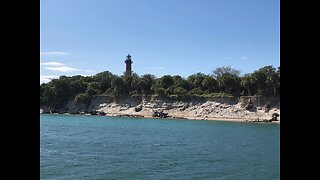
40, 114, 280, 179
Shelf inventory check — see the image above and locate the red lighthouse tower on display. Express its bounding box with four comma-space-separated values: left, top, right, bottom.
124, 54, 133, 76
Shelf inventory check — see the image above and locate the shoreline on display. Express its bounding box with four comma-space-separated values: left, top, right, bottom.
41, 111, 280, 124
104, 113, 280, 124
41, 96, 280, 124
95, 100, 280, 124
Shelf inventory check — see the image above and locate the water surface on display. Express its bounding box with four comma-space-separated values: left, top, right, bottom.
40, 114, 280, 179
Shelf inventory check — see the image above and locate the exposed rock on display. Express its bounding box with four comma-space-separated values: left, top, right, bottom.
99, 103, 107, 108
152, 110, 169, 118
271, 113, 279, 121
264, 104, 270, 113
134, 106, 142, 112
245, 99, 254, 110
98, 111, 106, 116
45, 95, 280, 123
90, 110, 99, 115
245, 103, 253, 110
221, 104, 231, 108
180, 104, 188, 111
164, 104, 173, 110
189, 106, 197, 111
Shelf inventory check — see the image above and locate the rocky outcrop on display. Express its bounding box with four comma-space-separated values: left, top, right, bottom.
134, 105, 142, 112
152, 110, 169, 118
41, 95, 280, 123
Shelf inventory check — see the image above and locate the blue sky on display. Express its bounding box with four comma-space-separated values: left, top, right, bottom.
40, 0, 279, 84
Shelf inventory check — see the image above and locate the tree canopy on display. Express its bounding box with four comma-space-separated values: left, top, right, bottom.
212, 66, 240, 78
40, 66, 280, 109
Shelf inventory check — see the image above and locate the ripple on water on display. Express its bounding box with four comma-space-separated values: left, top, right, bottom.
40, 114, 280, 180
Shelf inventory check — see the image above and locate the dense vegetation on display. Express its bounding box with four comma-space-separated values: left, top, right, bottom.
40, 66, 280, 109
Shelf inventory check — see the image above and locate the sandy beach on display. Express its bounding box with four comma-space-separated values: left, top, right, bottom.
97, 99, 280, 124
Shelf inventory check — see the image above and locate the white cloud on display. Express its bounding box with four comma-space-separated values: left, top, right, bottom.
41, 61, 96, 75
74, 74, 94, 77
40, 52, 69, 55
44, 66, 80, 73
40, 62, 65, 67
40, 74, 95, 84
40, 75, 59, 84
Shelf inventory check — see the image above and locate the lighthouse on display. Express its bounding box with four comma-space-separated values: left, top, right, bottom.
124, 54, 133, 76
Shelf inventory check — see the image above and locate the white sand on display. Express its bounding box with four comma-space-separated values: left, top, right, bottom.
97, 100, 280, 123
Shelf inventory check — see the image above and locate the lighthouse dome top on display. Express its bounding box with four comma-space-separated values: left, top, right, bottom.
124, 54, 133, 76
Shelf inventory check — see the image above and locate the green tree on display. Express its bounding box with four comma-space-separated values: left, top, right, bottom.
212, 66, 240, 79
251, 66, 279, 96
140, 74, 156, 94
217, 73, 241, 96
122, 76, 133, 94
86, 82, 101, 96
111, 76, 125, 96
159, 75, 174, 89
41, 79, 70, 108
173, 75, 190, 91
187, 73, 206, 90
201, 75, 218, 93
173, 86, 188, 96
240, 74, 254, 96
92, 71, 114, 93
188, 87, 204, 95
40, 65, 280, 110
153, 87, 166, 97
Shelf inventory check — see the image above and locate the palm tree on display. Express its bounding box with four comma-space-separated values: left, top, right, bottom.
266, 72, 279, 96
241, 74, 253, 96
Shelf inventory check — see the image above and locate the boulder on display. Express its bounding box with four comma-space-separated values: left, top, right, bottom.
89, 110, 98, 115
264, 104, 270, 113
152, 110, 169, 118
98, 111, 106, 116
134, 106, 142, 112
271, 113, 279, 121
98, 103, 107, 108
245, 103, 254, 110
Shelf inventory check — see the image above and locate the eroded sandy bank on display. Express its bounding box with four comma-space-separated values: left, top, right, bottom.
97, 99, 280, 124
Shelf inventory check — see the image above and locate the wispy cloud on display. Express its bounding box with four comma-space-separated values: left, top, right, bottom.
41, 61, 96, 74
40, 75, 59, 84
44, 66, 80, 73
40, 74, 95, 84
239, 56, 248, 60
40, 62, 65, 67
74, 73, 94, 77
40, 52, 69, 55
148, 66, 164, 70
